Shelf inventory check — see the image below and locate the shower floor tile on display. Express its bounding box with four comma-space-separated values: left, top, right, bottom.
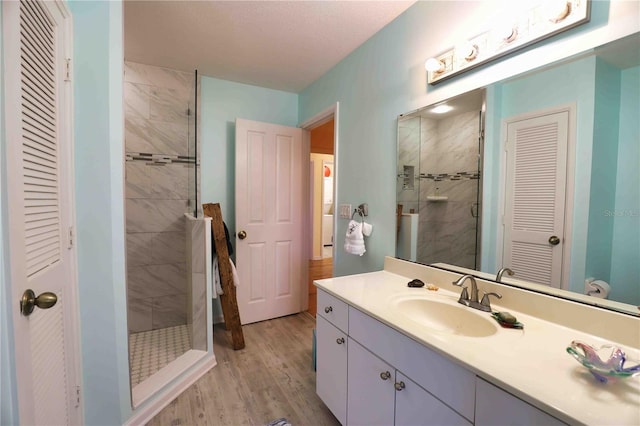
129, 324, 191, 386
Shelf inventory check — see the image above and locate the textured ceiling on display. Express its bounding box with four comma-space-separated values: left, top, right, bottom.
124, 0, 416, 93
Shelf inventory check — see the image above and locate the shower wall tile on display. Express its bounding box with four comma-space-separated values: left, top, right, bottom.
148, 164, 189, 200
125, 117, 188, 156
126, 199, 187, 233
125, 61, 198, 333
152, 293, 187, 329
190, 219, 206, 273
125, 61, 192, 93
126, 233, 153, 267
125, 162, 153, 199
126, 162, 189, 200
127, 232, 185, 267
124, 82, 150, 119
127, 298, 153, 333
150, 231, 186, 265
127, 263, 187, 299
149, 86, 190, 123
190, 272, 207, 351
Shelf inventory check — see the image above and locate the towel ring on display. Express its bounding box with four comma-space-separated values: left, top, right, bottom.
351, 208, 364, 221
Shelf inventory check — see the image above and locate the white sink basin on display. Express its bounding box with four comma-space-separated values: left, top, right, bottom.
391, 297, 498, 337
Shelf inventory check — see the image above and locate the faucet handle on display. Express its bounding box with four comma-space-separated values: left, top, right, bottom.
457, 287, 470, 306
480, 292, 502, 311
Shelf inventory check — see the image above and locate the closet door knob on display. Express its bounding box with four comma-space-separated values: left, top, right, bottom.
548, 235, 560, 245
324, 306, 333, 313
394, 381, 406, 391
380, 371, 391, 380
238, 230, 247, 240
336, 337, 345, 345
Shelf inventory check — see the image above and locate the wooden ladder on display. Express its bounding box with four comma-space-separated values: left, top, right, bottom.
203, 203, 245, 350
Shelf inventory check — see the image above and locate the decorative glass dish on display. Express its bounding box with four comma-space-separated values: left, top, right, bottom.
566, 340, 640, 384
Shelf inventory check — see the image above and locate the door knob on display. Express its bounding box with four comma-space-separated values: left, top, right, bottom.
20, 289, 57, 316
238, 230, 247, 240
548, 235, 560, 246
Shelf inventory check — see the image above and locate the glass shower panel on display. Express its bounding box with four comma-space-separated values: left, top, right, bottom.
187, 70, 200, 217
396, 115, 421, 213
396, 94, 484, 270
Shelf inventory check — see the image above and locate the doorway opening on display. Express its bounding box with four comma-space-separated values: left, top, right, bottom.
301, 104, 338, 317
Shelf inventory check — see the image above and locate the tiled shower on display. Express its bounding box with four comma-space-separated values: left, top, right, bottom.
397, 109, 482, 269
124, 61, 201, 385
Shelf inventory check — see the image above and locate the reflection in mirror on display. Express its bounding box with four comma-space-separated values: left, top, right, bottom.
396, 33, 639, 316
397, 90, 485, 270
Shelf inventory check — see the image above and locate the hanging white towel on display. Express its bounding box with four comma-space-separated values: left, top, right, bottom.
212, 255, 239, 298
344, 219, 366, 256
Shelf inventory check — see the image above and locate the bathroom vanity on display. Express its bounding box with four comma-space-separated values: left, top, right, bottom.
315, 257, 640, 425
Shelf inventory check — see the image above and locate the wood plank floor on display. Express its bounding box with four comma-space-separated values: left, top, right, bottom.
148, 313, 340, 426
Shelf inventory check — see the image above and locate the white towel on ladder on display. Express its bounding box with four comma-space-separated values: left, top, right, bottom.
212, 255, 239, 298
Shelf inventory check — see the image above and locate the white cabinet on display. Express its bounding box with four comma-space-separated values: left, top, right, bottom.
395, 371, 470, 426
316, 291, 349, 425
347, 338, 470, 426
347, 338, 395, 426
315, 289, 563, 426
348, 306, 475, 422
475, 378, 565, 426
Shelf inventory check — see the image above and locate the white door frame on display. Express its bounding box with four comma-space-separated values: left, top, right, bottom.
300, 102, 340, 284
497, 103, 576, 290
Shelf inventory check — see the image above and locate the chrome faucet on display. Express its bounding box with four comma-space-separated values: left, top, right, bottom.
452, 274, 479, 305
452, 274, 502, 312
496, 267, 514, 282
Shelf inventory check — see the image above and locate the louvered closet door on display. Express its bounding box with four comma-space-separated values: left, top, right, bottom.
503, 111, 569, 288
3, 1, 80, 424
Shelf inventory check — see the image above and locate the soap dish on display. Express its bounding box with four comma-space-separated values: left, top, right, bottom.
566, 340, 640, 384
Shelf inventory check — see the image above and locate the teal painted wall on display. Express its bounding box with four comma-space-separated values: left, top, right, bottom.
585, 58, 621, 284
68, 1, 131, 424
298, 0, 638, 278
200, 77, 298, 235
610, 66, 640, 305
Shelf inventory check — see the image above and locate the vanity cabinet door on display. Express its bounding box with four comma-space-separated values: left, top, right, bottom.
475, 378, 566, 426
395, 372, 471, 426
347, 338, 395, 426
316, 315, 348, 425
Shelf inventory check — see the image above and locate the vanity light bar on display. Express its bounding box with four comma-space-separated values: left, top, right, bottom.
425, 0, 591, 85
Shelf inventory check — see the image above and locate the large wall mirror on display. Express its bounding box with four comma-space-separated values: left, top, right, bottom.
396, 32, 639, 316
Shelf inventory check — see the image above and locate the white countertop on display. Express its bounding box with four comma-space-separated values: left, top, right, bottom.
315, 270, 640, 426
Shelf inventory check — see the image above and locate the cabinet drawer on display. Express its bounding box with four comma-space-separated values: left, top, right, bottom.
475, 378, 565, 426
348, 306, 475, 422
317, 289, 348, 332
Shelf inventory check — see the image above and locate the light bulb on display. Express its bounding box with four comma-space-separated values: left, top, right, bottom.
545, 0, 571, 23
497, 23, 517, 43
460, 42, 478, 61
425, 58, 445, 73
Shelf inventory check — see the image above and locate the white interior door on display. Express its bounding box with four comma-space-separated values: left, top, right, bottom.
503, 110, 569, 287
235, 119, 306, 324
3, 1, 81, 424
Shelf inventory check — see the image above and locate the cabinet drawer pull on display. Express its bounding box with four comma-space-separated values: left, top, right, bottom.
394, 381, 406, 391
380, 371, 391, 380
324, 306, 333, 313
336, 337, 345, 344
